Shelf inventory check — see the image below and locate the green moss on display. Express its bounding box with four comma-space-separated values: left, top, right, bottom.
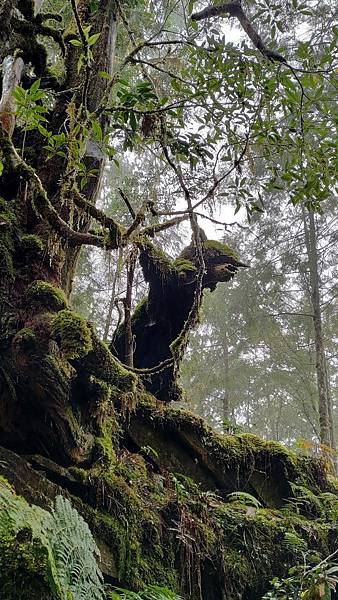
82, 332, 137, 392
173, 258, 197, 274
0, 198, 17, 280
67, 466, 90, 483
0, 531, 52, 600
64, 473, 338, 600
25, 280, 68, 313
20, 234, 44, 254
0, 476, 14, 491
139, 240, 175, 285
71, 473, 167, 586
203, 239, 240, 260
12, 327, 37, 355
89, 375, 112, 408
0, 238, 14, 279
51, 309, 93, 359
131, 298, 149, 324
132, 551, 178, 592
115, 453, 148, 484
135, 403, 335, 511
214, 503, 336, 599
141, 240, 173, 270
95, 432, 116, 465
0, 198, 16, 224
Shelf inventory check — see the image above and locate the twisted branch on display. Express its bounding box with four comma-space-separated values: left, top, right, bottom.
192, 2, 287, 63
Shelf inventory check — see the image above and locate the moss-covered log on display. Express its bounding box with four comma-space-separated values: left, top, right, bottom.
126, 398, 335, 508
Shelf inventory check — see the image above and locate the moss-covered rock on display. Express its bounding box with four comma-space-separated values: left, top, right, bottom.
0, 530, 52, 600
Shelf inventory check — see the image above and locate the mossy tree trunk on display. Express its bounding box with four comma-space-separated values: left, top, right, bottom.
0, 0, 128, 463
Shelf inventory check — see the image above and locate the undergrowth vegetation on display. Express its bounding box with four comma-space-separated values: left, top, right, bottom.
0, 480, 104, 600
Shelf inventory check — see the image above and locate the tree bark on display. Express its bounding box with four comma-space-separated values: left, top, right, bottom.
102, 249, 123, 343
221, 331, 231, 423
0, 1, 135, 464
124, 249, 137, 367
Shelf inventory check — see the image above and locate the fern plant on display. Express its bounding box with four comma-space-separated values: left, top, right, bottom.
282, 532, 308, 554
0, 481, 104, 600
0, 482, 182, 600
45, 496, 105, 600
226, 491, 262, 509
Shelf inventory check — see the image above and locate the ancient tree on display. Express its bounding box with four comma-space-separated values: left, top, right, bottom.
0, 0, 255, 462
0, 2, 337, 599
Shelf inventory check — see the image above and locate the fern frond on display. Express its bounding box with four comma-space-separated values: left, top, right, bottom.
0, 484, 105, 600
226, 491, 262, 508
45, 496, 105, 600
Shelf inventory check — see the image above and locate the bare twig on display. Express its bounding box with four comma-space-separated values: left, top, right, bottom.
118, 188, 135, 218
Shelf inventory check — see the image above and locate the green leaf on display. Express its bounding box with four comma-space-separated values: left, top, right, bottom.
70, 38, 82, 47
98, 70, 110, 79
91, 120, 103, 141
11, 87, 25, 101
30, 79, 41, 94
88, 32, 101, 46
129, 111, 137, 132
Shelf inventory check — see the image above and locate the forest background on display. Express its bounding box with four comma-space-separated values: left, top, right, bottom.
66, 0, 338, 454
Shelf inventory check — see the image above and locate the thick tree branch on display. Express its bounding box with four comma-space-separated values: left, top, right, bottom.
124, 202, 149, 239
192, 2, 287, 63
12, 16, 65, 57
141, 215, 188, 237
71, 190, 124, 243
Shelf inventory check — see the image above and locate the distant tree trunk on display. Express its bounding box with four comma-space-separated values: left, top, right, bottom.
124, 250, 136, 367
34, 0, 43, 14
102, 249, 123, 343
246, 376, 252, 429
302, 206, 335, 449
221, 331, 231, 421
